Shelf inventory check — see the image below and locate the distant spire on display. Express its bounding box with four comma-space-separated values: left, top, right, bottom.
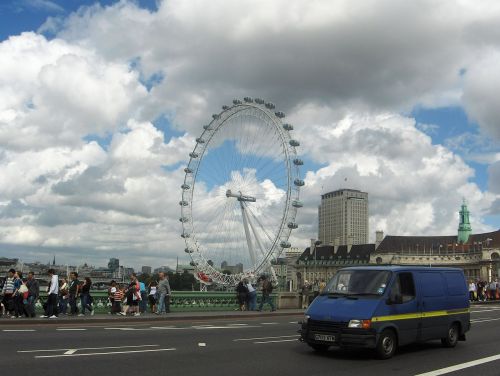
52, 255, 56, 266
458, 199, 472, 244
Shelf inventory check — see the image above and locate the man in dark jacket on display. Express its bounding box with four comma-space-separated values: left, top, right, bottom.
25, 271, 39, 318
258, 275, 276, 312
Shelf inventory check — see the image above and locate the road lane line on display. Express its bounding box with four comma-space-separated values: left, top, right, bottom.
471, 317, 500, 323
18, 344, 159, 353
471, 308, 500, 313
192, 325, 260, 330
3, 329, 36, 332
64, 350, 77, 355
261, 322, 279, 325
414, 353, 500, 376
56, 328, 87, 331
150, 326, 188, 330
35, 348, 176, 359
253, 339, 298, 344
227, 324, 249, 326
234, 335, 298, 341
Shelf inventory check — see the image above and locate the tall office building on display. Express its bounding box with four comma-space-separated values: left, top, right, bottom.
318, 189, 369, 246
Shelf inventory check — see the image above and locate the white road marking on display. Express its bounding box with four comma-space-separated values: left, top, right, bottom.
64, 350, 77, 355
150, 326, 188, 330
227, 324, 249, 326
253, 339, 298, 344
234, 335, 298, 342
414, 353, 500, 376
56, 328, 87, 331
192, 325, 259, 330
35, 348, 176, 359
18, 345, 159, 353
290, 321, 299, 324
261, 322, 279, 325
471, 317, 500, 323
3, 329, 36, 332
198, 343, 206, 347
471, 308, 500, 313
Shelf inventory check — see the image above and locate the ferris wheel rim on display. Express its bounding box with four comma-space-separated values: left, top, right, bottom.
180, 99, 301, 286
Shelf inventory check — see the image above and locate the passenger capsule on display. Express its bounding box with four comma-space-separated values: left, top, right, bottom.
184, 167, 193, 174
289, 140, 300, 147
203, 125, 212, 130
292, 200, 303, 208
222, 105, 229, 110
179, 217, 189, 223
254, 98, 265, 104
181, 233, 190, 238
196, 138, 205, 144
244, 97, 253, 103
275, 111, 285, 118
189, 261, 197, 266
294, 179, 305, 187
293, 159, 304, 166
181, 184, 190, 190
280, 241, 291, 248
283, 123, 294, 131
212, 114, 220, 119
233, 99, 242, 105
189, 152, 199, 158
179, 200, 188, 206
184, 248, 194, 254
287, 222, 298, 229
265, 102, 275, 109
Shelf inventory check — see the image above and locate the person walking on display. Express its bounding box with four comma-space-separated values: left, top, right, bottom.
139, 280, 147, 313
124, 274, 141, 316
258, 276, 276, 312
236, 280, 249, 311
301, 280, 311, 309
148, 281, 158, 314
58, 278, 69, 315
25, 272, 39, 318
246, 279, 257, 311
68, 272, 80, 315
79, 277, 94, 316
2, 269, 16, 317
468, 280, 477, 302
156, 272, 171, 314
12, 271, 24, 318
41, 269, 59, 318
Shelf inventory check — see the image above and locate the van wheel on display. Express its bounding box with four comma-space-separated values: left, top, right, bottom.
375, 329, 397, 359
441, 323, 459, 348
309, 344, 330, 352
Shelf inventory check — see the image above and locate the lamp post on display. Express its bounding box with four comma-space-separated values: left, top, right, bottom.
313, 240, 322, 283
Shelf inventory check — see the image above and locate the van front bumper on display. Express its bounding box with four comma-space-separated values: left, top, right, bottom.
300, 320, 377, 349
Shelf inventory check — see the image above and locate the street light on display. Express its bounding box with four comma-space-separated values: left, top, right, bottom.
313, 240, 322, 284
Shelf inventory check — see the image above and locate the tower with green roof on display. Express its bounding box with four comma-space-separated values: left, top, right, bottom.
458, 200, 472, 244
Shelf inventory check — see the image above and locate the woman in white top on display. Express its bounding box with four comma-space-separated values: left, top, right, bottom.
148, 281, 158, 313
468, 280, 477, 302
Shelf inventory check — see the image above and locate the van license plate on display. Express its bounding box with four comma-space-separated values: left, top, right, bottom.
314, 334, 335, 342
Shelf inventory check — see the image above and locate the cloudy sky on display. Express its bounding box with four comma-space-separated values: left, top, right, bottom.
1, 0, 500, 270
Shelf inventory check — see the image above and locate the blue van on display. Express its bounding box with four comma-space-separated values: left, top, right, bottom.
299, 266, 470, 358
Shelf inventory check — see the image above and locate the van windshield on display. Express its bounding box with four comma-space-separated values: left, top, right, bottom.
321, 270, 392, 296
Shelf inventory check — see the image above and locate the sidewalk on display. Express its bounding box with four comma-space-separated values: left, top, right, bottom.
0, 309, 306, 326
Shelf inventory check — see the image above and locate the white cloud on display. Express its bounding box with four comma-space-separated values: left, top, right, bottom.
1, 0, 500, 269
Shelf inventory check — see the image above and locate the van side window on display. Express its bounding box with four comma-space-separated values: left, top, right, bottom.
392, 272, 416, 303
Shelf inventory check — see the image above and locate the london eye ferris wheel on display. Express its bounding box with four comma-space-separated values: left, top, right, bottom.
180, 98, 303, 287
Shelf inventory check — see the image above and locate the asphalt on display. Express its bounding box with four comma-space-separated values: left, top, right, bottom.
3, 303, 500, 376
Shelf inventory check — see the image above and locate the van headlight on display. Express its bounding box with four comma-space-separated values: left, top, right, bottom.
348, 319, 371, 329
303, 314, 310, 323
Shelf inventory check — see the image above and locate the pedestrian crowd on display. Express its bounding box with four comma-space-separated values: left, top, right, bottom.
468, 278, 499, 302
0, 268, 172, 319
300, 279, 326, 309
235, 275, 276, 311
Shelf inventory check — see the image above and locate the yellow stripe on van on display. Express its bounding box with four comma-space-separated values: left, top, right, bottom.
372, 308, 470, 322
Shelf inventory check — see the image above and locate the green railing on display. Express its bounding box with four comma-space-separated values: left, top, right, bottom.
35, 291, 278, 313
